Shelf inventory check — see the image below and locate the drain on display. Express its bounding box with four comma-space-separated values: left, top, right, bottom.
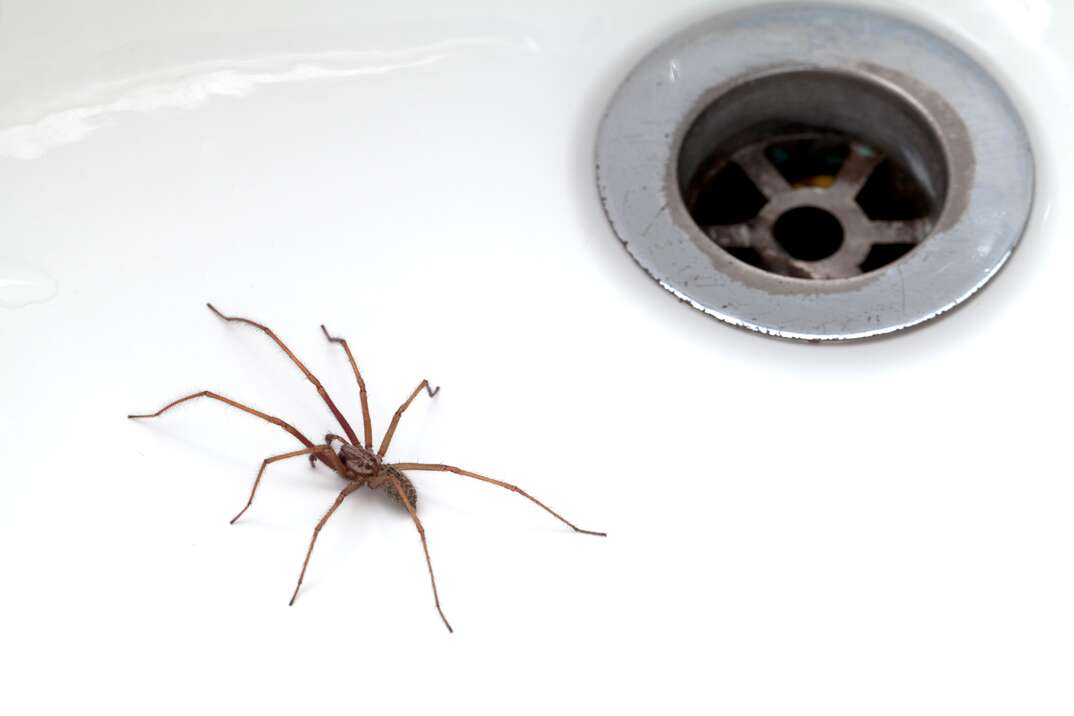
596, 5, 1034, 340
685, 125, 936, 280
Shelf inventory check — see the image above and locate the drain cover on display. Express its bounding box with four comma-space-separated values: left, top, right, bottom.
596, 5, 1034, 341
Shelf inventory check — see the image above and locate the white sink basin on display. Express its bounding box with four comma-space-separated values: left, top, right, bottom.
1, 2, 1070, 713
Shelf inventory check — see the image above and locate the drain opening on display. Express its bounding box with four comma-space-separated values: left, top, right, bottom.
678, 70, 948, 280
773, 206, 844, 261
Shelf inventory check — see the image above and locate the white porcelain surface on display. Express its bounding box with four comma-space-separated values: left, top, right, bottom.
1, 1, 1071, 713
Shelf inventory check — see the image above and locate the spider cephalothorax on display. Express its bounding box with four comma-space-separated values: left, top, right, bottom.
129, 304, 604, 632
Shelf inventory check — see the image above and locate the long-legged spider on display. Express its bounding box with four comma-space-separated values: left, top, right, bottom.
128, 304, 605, 632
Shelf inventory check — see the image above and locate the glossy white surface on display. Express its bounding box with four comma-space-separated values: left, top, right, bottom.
1, 1, 1071, 714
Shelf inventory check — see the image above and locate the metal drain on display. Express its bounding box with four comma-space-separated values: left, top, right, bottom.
596, 5, 1034, 341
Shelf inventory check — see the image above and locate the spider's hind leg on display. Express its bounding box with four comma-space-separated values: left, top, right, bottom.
386, 473, 452, 633
391, 462, 606, 537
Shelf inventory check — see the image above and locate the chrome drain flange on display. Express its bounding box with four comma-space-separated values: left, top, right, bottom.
596, 5, 1034, 341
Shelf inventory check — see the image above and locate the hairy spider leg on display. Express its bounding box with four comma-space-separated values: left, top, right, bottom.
126, 391, 335, 464
377, 379, 439, 458
387, 473, 453, 633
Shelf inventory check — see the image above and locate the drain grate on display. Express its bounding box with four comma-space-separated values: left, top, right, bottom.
596, 5, 1034, 341
685, 130, 933, 280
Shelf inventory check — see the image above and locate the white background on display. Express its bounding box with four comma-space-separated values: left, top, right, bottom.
1, 1, 1071, 714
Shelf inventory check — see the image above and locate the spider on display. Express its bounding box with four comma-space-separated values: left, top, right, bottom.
128, 304, 605, 632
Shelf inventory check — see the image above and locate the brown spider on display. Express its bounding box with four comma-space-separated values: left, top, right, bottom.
128, 304, 605, 632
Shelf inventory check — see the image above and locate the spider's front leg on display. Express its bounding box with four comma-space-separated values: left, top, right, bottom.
320, 324, 374, 450
377, 379, 440, 458
206, 304, 362, 446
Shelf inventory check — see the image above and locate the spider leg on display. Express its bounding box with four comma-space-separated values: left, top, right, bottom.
320, 324, 373, 450
127, 390, 330, 459
392, 463, 607, 537
206, 303, 361, 446
289, 482, 360, 606
377, 379, 439, 458
386, 473, 453, 633
232, 445, 340, 524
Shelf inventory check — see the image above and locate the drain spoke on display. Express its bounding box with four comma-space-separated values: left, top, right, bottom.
793, 253, 864, 280
834, 145, 884, 194
784, 259, 827, 280
868, 218, 932, 245
735, 147, 791, 198
759, 248, 812, 279
705, 222, 758, 249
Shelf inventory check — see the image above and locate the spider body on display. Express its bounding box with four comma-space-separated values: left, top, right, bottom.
334, 438, 418, 508
337, 440, 381, 477
128, 304, 604, 632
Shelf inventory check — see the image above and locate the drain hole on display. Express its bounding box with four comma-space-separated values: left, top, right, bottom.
773, 207, 844, 261
855, 159, 933, 220
859, 243, 915, 273
687, 161, 768, 225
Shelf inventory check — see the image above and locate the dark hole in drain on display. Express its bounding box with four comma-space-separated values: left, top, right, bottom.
724, 246, 766, 269
860, 243, 916, 273
855, 159, 933, 220
687, 161, 768, 225
773, 207, 844, 261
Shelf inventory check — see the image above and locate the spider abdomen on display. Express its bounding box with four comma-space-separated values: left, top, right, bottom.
380, 466, 418, 511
